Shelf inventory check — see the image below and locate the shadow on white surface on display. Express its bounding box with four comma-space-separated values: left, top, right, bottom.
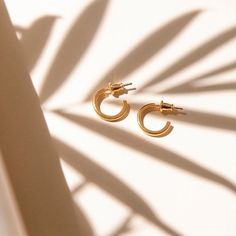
10, 0, 236, 235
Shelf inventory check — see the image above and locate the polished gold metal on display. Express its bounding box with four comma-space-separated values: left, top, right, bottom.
92, 82, 136, 122
137, 100, 183, 137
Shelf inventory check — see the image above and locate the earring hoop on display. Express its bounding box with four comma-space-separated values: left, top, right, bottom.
137, 101, 183, 137
92, 82, 136, 122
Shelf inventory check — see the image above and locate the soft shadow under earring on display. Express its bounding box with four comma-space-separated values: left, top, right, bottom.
137, 101, 183, 137
92, 82, 136, 122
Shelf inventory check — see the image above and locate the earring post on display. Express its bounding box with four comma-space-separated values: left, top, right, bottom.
127, 88, 136, 91
123, 82, 133, 87
174, 106, 183, 110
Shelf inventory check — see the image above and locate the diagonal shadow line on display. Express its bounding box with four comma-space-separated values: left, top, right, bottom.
16, 16, 58, 72
162, 82, 236, 94
128, 101, 236, 132
109, 214, 133, 236
39, 0, 109, 104
71, 180, 87, 195
84, 10, 201, 102
74, 204, 95, 236
162, 60, 236, 94
141, 26, 236, 90
188, 61, 236, 82
55, 111, 236, 195
54, 138, 182, 236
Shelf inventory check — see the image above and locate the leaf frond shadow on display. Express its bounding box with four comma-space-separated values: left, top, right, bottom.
109, 213, 133, 236
162, 60, 236, 94
142, 26, 236, 90
39, 0, 109, 103
84, 10, 201, 101
16, 16, 58, 71
53, 138, 182, 236
130, 101, 236, 132
54, 111, 236, 195
164, 82, 236, 94
74, 204, 95, 236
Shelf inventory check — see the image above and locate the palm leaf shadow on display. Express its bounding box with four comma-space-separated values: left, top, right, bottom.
39, 0, 109, 104
141, 26, 236, 91
128, 101, 236, 132
84, 10, 201, 101
71, 180, 88, 194
161, 60, 236, 94
54, 138, 182, 236
164, 81, 236, 94
109, 214, 133, 236
16, 16, 58, 72
74, 204, 95, 236
55, 111, 236, 194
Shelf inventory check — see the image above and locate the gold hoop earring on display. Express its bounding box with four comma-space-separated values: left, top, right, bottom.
137, 101, 183, 137
92, 82, 136, 122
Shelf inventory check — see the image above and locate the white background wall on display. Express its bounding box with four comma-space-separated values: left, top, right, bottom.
3, 0, 236, 235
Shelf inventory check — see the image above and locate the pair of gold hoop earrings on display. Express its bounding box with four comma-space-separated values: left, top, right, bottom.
92, 82, 183, 137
